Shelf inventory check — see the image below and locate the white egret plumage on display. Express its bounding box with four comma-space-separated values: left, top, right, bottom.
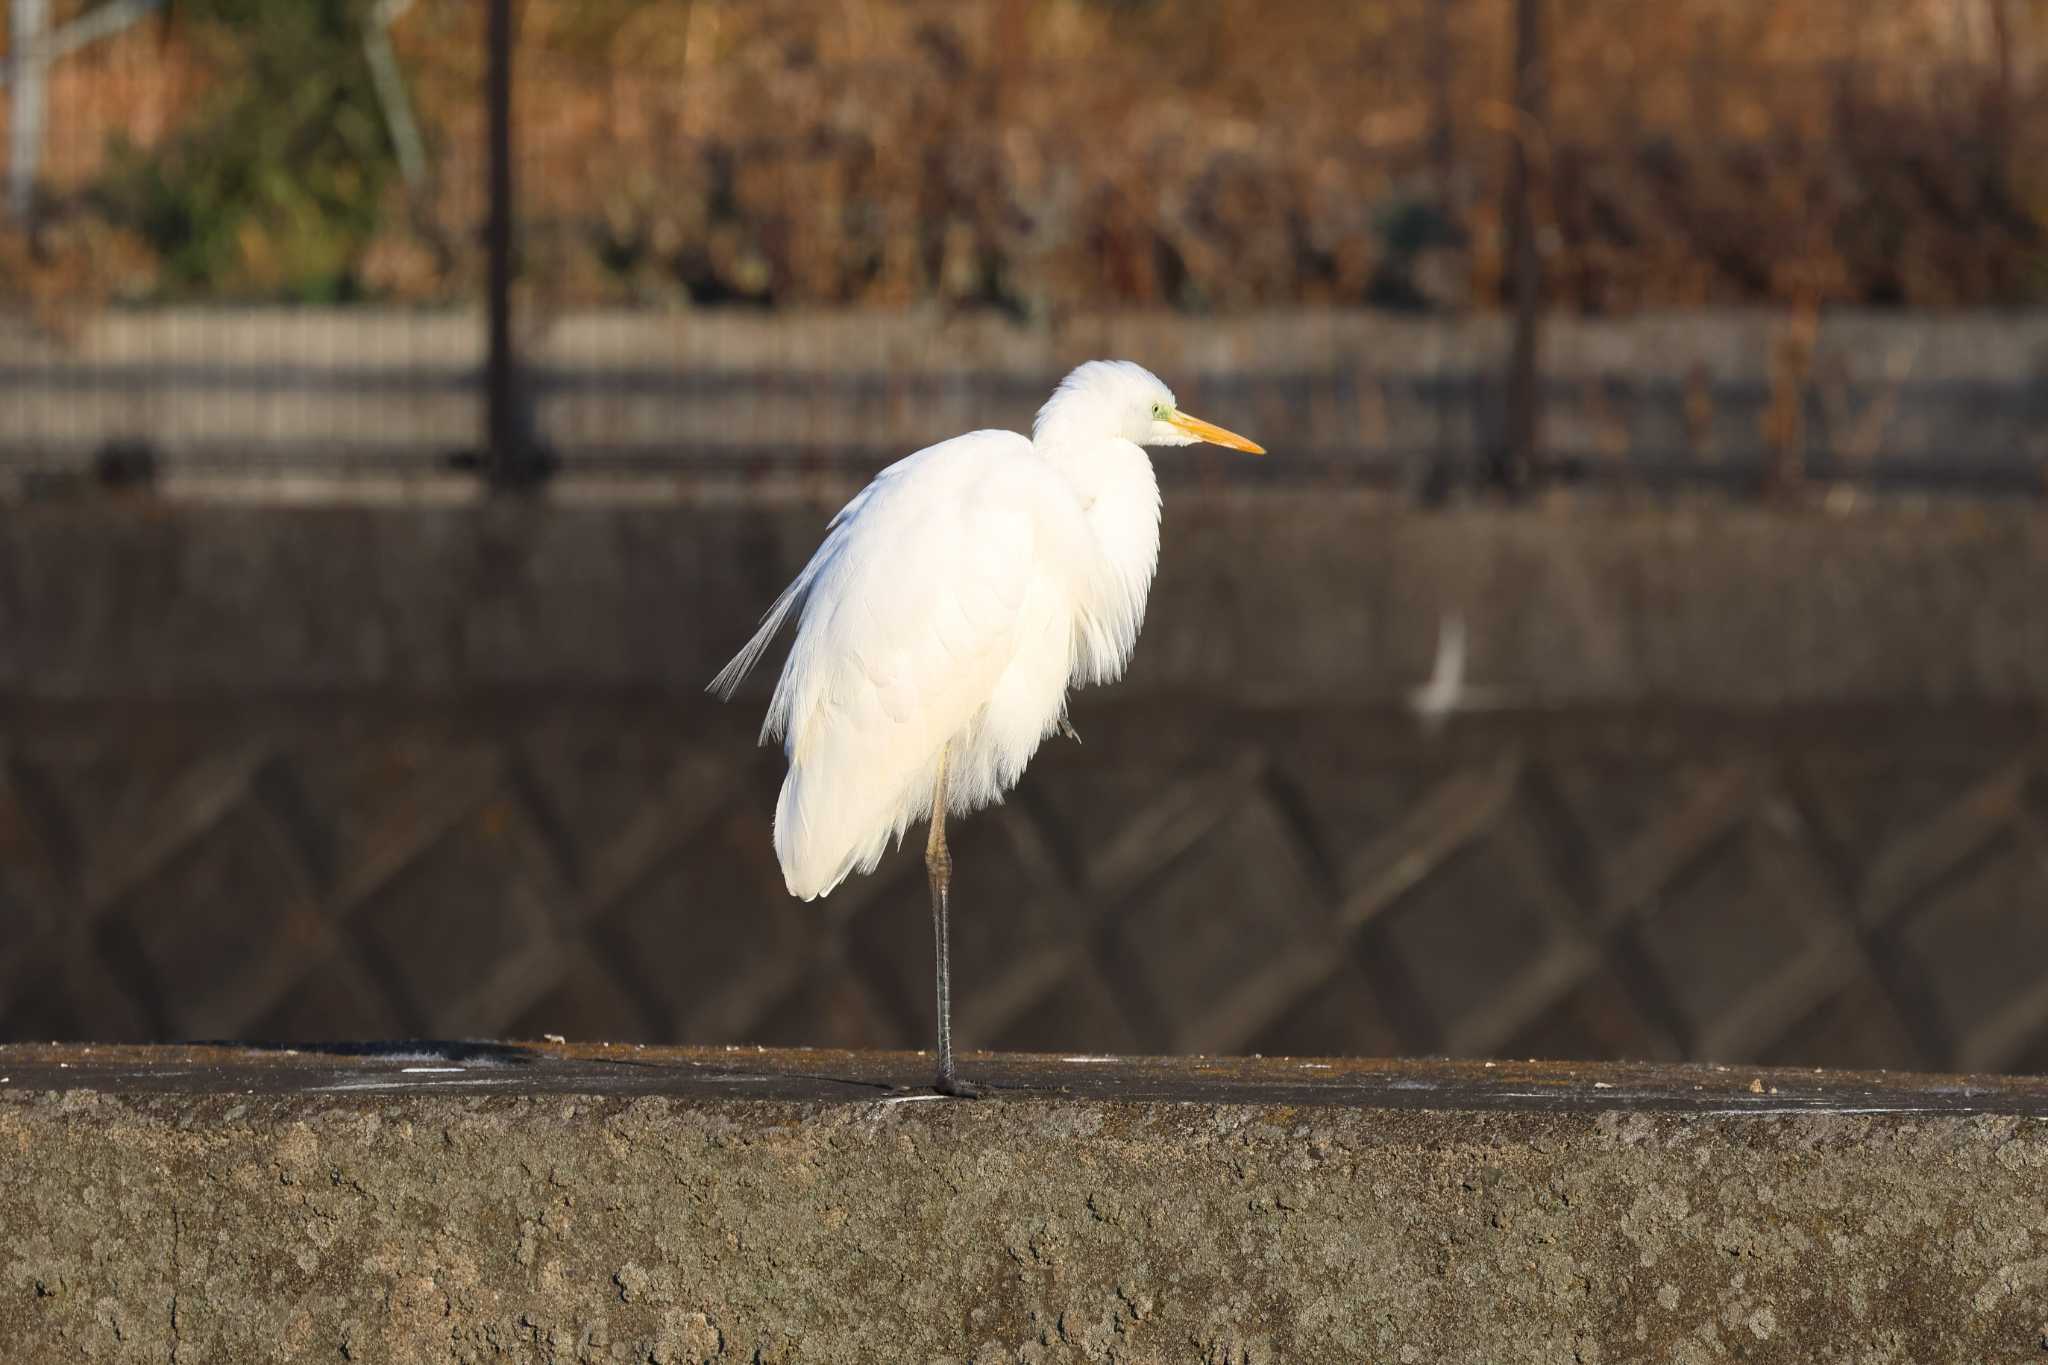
711, 360, 1264, 1094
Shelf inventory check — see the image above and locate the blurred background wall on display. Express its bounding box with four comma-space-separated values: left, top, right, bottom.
3, 0, 2047, 1070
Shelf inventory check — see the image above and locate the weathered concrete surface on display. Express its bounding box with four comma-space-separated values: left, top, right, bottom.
5, 1046, 2048, 1363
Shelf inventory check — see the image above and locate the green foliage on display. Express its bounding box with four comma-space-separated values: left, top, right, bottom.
94, 0, 394, 301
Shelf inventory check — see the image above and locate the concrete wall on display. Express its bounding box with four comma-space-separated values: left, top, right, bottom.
6, 494, 2048, 1073
6, 1045, 2048, 1363
11, 495, 2048, 706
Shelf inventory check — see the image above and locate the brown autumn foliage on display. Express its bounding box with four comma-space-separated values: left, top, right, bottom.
3, 0, 2044, 316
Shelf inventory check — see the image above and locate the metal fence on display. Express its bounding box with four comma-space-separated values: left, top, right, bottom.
1, 0, 2044, 496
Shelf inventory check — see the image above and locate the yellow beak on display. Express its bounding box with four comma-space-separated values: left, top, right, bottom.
1167, 409, 1266, 454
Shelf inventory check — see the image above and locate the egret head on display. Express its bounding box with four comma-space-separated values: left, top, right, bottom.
1034, 359, 1265, 455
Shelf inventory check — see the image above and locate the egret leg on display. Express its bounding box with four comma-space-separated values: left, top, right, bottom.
926, 750, 980, 1097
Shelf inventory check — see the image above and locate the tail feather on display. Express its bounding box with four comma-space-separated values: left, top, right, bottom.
774, 772, 839, 900
773, 752, 934, 901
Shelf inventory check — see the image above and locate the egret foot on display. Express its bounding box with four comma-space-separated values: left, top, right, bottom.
934, 1069, 986, 1099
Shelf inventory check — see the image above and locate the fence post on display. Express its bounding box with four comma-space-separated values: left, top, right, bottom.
9, 0, 49, 223
483, 0, 522, 487
1418, 0, 1461, 503
1988, 0, 2012, 154
1427, 0, 1455, 214
1498, 0, 1545, 492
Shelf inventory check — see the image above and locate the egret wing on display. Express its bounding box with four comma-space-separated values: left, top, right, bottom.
715, 430, 1083, 899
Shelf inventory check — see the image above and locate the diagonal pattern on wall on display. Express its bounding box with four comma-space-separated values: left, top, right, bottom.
5, 702, 2042, 1075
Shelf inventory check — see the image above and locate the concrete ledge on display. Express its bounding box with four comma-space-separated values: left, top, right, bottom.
6, 1046, 2048, 1362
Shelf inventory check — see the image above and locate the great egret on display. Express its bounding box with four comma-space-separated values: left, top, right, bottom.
711, 360, 1264, 1094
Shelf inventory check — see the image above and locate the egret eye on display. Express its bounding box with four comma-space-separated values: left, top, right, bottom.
1152, 403, 1168, 419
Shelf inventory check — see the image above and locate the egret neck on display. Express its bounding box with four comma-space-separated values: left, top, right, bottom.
1035, 429, 1163, 686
